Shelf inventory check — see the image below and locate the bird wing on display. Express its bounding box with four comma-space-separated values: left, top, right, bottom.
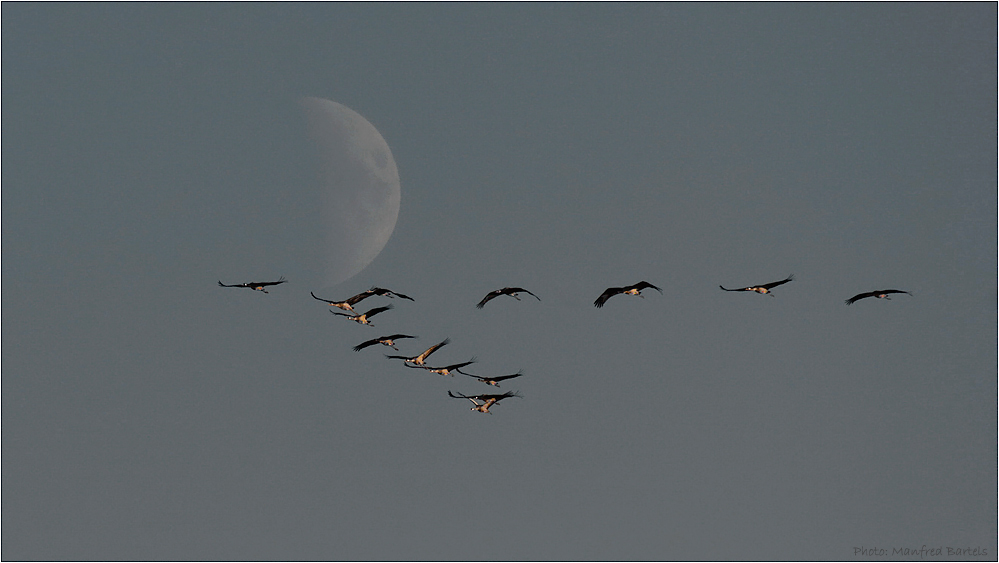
845, 291, 876, 305
448, 390, 475, 401
218, 281, 243, 288
485, 391, 522, 403
761, 274, 794, 289
442, 359, 477, 371
363, 304, 393, 318
631, 281, 663, 293
476, 290, 502, 309
416, 338, 450, 362
594, 287, 622, 308
511, 287, 541, 300
880, 289, 911, 296
385, 334, 416, 341
345, 290, 377, 305
310, 291, 335, 304
489, 371, 525, 382
249, 277, 287, 287
367, 287, 415, 300
719, 285, 749, 291
352, 338, 380, 352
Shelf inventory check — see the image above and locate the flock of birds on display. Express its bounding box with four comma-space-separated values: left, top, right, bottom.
218, 275, 913, 414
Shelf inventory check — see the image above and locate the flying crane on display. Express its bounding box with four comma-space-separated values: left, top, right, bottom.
385, 338, 451, 366
594, 281, 662, 308
447, 390, 522, 414
845, 289, 912, 305
362, 287, 414, 301
456, 368, 525, 387
406, 358, 477, 377
719, 274, 794, 296
330, 304, 393, 326
353, 334, 417, 352
476, 287, 540, 309
311, 290, 376, 313
218, 277, 287, 293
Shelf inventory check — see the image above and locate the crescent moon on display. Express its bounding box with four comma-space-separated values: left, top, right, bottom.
299, 97, 401, 287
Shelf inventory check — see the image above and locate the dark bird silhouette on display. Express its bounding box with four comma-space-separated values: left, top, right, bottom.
719, 274, 794, 297
330, 304, 393, 326
476, 287, 541, 309
406, 358, 477, 377
385, 338, 450, 366
448, 390, 522, 414
353, 334, 417, 352
845, 289, 912, 305
594, 281, 662, 308
456, 368, 525, 387
361, 287, 414, 301
218, 277, 287, 293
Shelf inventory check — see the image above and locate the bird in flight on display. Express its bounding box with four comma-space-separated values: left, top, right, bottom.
476, 287, 541, 309
448, 390, 522, 414
352, 334, 417, 352
456, 368, 525, 387
407, 358, 477, 377
385, 338, 451, 366
311, 290, 377, 313
330, 304, 393, 326
218, 277, 287, 293
845, 289, 912, 305
361, 287, 415, 301
594, 281, 662, 308
719, 274, 794, 296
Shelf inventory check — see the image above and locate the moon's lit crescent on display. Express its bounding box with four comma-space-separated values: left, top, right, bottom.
299, 97, 401, 287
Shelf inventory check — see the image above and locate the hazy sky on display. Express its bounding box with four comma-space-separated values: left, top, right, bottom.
4, 3, 996, 561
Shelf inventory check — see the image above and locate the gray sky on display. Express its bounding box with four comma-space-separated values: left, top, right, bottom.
4, 3, 996, 561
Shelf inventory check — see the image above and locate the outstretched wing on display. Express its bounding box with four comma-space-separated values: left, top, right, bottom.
594, 287, 622, 308
448, 390, 475, 400
761, 274, 794, 290
457, 369, 524, 382
441, 358, 477, 371
629, 281, 662, 293
384, 287, 415, 300
384, 334, 416, 341
488, 370, 525, 383
352, 338, 382, 352
362, 304, 394, 318
310, 291, 336, 304
256, 276, 287, 287
719, 284, 749, 292
218, 280, 244, 288
416, 338, 451, 362
485, 390, 522, 403
508, 287, 541, 301
345, 290, 378, 306
845, 291, 876, 305
476, 290, 504, 309
366, 287, 415, 301
879, 289, 911, 297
